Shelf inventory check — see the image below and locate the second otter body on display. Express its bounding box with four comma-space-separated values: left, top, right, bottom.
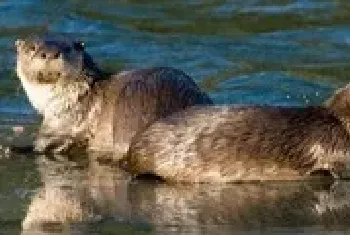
15, 37, 212, 155
126, 87, 350, 182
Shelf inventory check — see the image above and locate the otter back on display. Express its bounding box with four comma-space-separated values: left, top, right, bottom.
90, 67, 212, 154
126, 105, 350, 182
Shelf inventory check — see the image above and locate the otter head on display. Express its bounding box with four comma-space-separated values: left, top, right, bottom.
15, 37, 97, 114
326, 85, 350, 135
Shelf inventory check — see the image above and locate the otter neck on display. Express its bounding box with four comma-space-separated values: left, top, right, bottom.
42, 52, 105, 120
81, 52, 108, 83
43, 74, 101, 137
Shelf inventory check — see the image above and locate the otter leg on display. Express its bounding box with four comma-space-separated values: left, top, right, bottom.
35, 134, 87, 154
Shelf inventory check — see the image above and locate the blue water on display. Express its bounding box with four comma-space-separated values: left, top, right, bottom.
1, 0, 350, 234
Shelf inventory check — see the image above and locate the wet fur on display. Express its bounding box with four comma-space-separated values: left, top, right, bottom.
126, 92, 350, 182
15, 37, 212, 156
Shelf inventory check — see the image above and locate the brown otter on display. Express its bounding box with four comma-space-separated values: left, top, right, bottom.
126, 86, 350, 182
15, 36, 212, 156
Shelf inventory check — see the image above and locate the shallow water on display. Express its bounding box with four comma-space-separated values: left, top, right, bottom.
2, 155, 350, 235
1, 0, 350, 234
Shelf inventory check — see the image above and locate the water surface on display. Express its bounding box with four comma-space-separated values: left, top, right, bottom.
1, 0, 350, 234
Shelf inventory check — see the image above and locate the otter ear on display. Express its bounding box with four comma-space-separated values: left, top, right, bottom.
327, 86, 350, 118
73, 41, 84, 51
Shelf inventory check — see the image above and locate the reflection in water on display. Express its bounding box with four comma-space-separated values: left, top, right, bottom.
22, 155, 132, 234
21, 155, 350, 234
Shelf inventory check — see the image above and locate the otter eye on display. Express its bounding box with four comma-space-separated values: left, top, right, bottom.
73, 41, 84, 51
53, 52, 60, 59
41, 53, 47, 59
29, 45, 36, 51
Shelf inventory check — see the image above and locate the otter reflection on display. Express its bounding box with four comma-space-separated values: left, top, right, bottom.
22, 155, 132, 234
22, 156, 350, 234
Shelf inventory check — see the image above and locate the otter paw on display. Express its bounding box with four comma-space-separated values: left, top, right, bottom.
34, 137, 52, 153
34, 137, 73, 153
34, 136, 83, 154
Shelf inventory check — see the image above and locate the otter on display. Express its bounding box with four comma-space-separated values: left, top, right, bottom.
125, 85, 350, 182
15, 36, 212, 156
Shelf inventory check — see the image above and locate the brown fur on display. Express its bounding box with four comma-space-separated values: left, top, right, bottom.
15, 36, 212, 156
126, 88, 350, 182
